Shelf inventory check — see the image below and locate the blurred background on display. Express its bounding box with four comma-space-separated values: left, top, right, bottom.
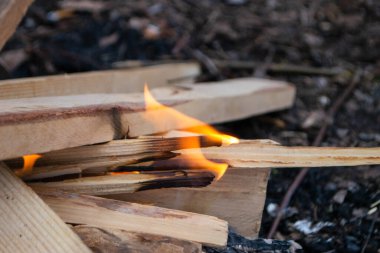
1, 0, 379, 252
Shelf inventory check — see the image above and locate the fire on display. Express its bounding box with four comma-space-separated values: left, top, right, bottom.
15, 154, 42, 177
143, 84, 239, 180
110, 171, 140, 175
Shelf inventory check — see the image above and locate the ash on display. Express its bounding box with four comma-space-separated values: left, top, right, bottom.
204, 229, 302, 253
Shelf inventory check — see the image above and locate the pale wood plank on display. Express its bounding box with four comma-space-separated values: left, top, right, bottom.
0, 63, 200, 99
0, 0, 33, 50
37, 190, 228, 247
110, 167, 271, 238
0, 163, 90, 253
0, 78, 295, 160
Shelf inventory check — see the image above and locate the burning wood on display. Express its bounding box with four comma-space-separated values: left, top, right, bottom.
25, 135, 222, 166
15, 152, 176, 180
0, 78, 295, 160
37, 190, 228, 247
31, 170, 214, 195
5, 135, 221, 180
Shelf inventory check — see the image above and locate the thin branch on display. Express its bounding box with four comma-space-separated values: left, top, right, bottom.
267, 68, 363, 238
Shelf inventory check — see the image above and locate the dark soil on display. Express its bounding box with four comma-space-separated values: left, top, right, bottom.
1, 0, 379, 252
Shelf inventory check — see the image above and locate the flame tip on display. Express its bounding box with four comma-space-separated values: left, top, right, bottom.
143, 83, 235, 181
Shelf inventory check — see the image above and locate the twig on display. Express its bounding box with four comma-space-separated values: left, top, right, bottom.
267, 68, 362, 238
360, 210, 378, 253
192, 50, 222, 78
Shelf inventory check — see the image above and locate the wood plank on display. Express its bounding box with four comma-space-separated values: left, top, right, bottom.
178, 140, 380, 168
110, 167, 271, 238
0, 163, 90, 253
30, 170, 214, 195
0, 0, 33, 50
73, 225, 202, 253
0, 78, 295, 160
0, 62, 200, 99
37, 190, 228, 247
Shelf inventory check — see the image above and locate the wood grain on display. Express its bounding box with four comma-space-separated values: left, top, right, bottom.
110, 167, 271, 238
0, 0, 33, 50
0, 63, 199, 99
30, 170, 214, 195
0, 163, 90, 253
37, 191, 228, 247
179, 140, 380, 168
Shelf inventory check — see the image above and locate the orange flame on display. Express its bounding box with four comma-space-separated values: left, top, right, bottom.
15, 154, 42, 177
110, 171, 140, 175
143, 84, 239, 180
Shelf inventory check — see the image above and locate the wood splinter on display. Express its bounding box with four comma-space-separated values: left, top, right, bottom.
30, 170, 215, 195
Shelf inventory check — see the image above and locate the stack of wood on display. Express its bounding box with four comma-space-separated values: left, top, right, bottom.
1, 61, 380, 253
1, 3, 380, 252
0, 58, 299, 251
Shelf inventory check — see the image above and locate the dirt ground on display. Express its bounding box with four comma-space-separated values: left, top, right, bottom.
1, 0, 379, 252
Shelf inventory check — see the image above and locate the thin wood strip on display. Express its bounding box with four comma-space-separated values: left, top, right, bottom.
0, 62, 200, 99
30, 170, 214, 195
0, 163, 90, 253
17, 152, 176, 180
0, 0, 33, 50
34, 135, 220, 165
178, 140, 380, 168
37, 190, 228, 247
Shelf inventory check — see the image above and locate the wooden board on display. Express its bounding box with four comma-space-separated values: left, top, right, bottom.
73, 225, 202, 253
110, 167, 271, 238
178, 140, 380, 168
0, 163, 90, 253
0, 78, 295, 160
37, 191, 228, 247
0, 62, 200, 99
0, 0, 33, 50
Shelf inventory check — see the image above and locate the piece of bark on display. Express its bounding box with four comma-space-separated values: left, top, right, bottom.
110, 167, 271, 238
0, 78, 295, 160
0, 162, 90, 253
37, 191, 228, 247
73, 225, 202, 253
0, 62, 199, 99
0, 0, 33, 50
30, 170, 215, 195
178, 140, 380, 168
